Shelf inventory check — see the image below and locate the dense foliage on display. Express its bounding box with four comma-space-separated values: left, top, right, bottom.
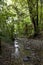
0, 0, 43, 42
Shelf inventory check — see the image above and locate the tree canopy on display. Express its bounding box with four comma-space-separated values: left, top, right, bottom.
0, 0, 43, 42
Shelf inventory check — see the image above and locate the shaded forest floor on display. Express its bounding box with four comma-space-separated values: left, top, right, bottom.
0, 32, 43, 65
29, 31, 43, 40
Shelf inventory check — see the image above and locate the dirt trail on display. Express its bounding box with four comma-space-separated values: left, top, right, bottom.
0, 37, 43, 65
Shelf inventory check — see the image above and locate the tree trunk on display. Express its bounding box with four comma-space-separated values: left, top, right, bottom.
10, 22, 14, 42
32, 17, 39, 37
0, 38, 2, 54
25, 23, 28, 36
27, 0, 39, 37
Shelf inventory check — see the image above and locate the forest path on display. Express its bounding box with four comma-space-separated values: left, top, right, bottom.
0, 37, 43, 65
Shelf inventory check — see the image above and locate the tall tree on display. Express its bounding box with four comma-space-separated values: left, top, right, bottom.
0, 38, 1, 54
27, 0, 39, 36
